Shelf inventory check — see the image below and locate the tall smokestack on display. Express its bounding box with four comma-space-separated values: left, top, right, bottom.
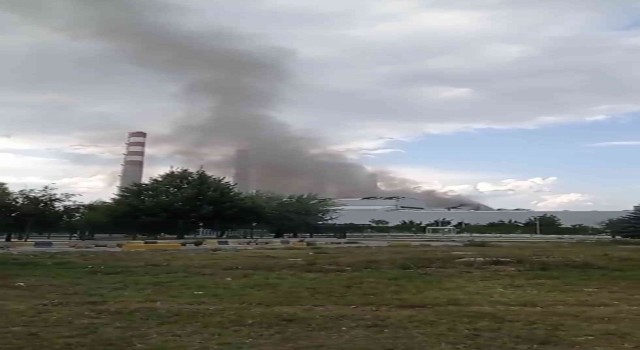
120, 131, 147, 189
234, 148, 253, 193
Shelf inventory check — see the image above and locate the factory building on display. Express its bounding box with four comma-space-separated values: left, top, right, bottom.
334, 197, 628, 226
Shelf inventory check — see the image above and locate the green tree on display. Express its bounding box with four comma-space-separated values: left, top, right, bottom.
264, 194, 338, 238
524, 214, 562, 227
369, 219, 390, 226
425, 218, 453, 227
369, 219, 390, 233
565, 224, 597, 235
235, 192, 283, 238
12, 186, 75, 241
602, 217, 626, 238
0, 183, 19, 241
61, 201, 116, 239
523, 214, 563, 234
606, 205, 640, 238
395, 220, 423, 233
112, 168, 243, 238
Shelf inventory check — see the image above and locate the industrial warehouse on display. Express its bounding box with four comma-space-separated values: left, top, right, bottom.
333, 197, 627, 227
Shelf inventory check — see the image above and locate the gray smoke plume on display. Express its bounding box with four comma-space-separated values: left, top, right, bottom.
2, 0, 490, 209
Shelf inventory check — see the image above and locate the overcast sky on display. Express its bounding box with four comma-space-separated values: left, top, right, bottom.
1, 0, 639, 209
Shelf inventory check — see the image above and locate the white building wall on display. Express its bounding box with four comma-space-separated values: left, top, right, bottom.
334, 209, 628, 227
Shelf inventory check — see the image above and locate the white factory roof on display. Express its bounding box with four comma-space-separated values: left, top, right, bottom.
336, 196, 427, 210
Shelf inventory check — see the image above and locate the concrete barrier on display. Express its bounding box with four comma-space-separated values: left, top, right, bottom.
9, 242, 34, 248
206, 240, 230, 246
121, 243, 182, 251
32, 241, 70, 248
181, 240, 204, 247
32, 241, 53, 248
244, 239, 269, 246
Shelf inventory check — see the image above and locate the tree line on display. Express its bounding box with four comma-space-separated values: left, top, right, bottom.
1, 169, 337, 241
601, 207, 640, 238
344, 212, 640, 237
2, 168, 639, 240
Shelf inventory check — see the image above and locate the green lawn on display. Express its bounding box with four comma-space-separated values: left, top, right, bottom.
2, 243, 640, 349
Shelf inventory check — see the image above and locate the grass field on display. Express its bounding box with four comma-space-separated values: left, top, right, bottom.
2, 243, 640, 349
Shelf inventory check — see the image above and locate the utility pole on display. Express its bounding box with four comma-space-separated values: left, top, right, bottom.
536, 216, 541, 235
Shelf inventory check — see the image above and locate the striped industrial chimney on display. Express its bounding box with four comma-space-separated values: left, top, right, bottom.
119, 131, 147, 190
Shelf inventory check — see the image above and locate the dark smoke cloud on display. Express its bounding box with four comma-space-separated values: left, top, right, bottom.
2, 0, 490, 209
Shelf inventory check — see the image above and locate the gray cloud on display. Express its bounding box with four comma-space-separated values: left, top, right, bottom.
0, 0, 489, 208
4, 1, 640, 140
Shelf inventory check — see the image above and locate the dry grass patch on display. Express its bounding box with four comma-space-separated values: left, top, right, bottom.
1, 243, 639, 349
